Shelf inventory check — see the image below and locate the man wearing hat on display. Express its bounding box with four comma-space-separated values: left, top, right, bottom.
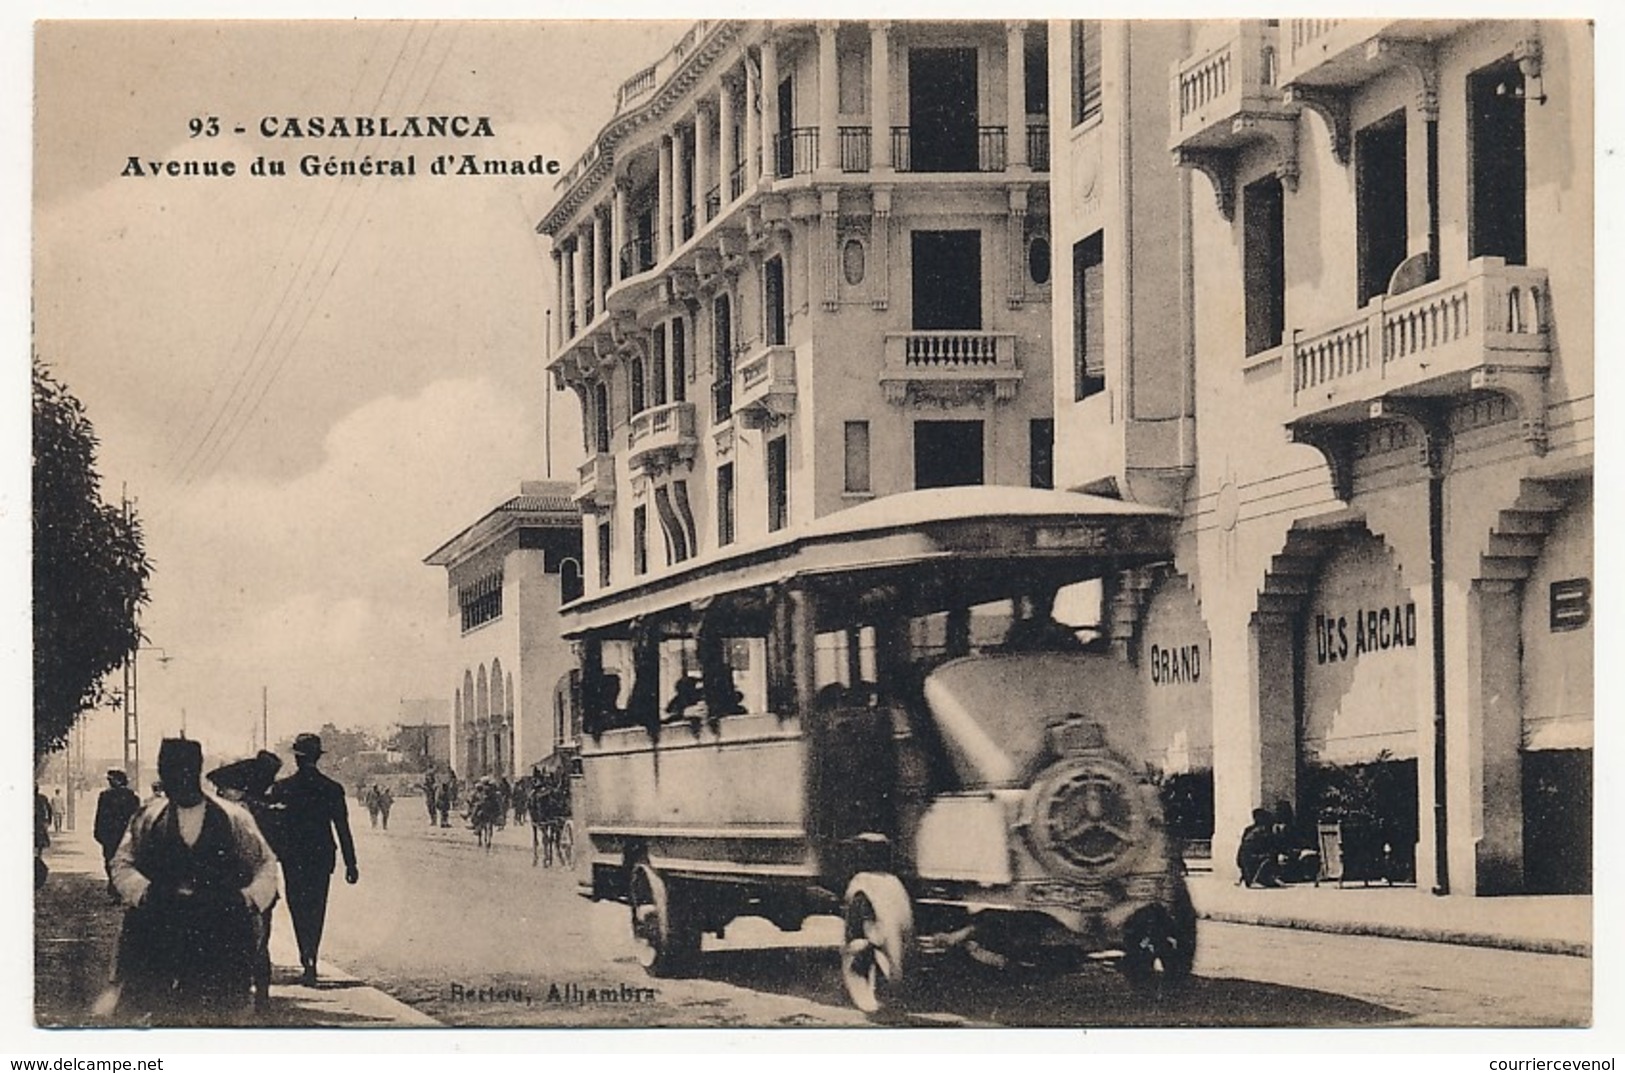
109, 738, 279, 1023
267, 732, 359, 986
93, 769, 142, 899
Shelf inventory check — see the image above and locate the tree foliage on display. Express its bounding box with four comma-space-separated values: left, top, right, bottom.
33, 358, 151, 759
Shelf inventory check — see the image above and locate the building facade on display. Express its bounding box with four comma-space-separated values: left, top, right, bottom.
424, 481, 585, 778
1051, 18, 1593, 895
540, 20, 1056, 597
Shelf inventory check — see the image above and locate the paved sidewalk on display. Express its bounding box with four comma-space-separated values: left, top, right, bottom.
1186, 871, 1591, 957
36, 824, 437, 1027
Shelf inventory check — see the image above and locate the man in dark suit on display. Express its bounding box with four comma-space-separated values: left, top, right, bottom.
93, 769, 142, 898
266, 733, 358, 985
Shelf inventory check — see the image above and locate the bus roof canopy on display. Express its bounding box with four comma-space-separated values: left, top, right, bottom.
562, 486, 1175, 636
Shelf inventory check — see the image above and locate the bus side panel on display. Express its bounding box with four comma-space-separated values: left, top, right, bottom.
579, 713, 814, 881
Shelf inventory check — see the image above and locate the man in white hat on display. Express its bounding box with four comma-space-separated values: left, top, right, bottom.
266, 732, 359, 985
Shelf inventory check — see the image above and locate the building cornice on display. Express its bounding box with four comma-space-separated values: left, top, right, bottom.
539, 21, 749, 237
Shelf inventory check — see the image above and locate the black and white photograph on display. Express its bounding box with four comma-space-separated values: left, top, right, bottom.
23, 11, 1603, 1044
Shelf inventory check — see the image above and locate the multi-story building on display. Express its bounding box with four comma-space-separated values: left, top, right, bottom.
424, 480, 585, 778
540, 20, 1056, 596
1051, 18, 1593, 896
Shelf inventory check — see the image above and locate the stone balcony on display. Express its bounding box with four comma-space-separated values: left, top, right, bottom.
1277, 19, 1472, 164
627, 400, 699, 475
574, 453, 616, 512
1168, 20, 1297, 218
879, 331, 1021, 405
733, 343, 797, 429
1287, 257, 1552, 452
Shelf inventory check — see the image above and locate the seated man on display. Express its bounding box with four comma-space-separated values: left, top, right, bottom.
1236, 807, 1284, 888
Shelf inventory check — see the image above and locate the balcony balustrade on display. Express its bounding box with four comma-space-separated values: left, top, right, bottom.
879, 331, 1021, 404
1027, 124, 1050, 172
890, 127, 1010, 174
1169, 20, 1297, 217
627, 400, 699, 474
776, 128, 819, 178
574, 453, 616, 512
1288, 257, 1551, 437
733, 344, 797, 428
838, 127, 871, 173
619, 238, 656, 280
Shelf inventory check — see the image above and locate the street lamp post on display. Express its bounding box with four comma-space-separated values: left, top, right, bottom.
123, 644, 171, 788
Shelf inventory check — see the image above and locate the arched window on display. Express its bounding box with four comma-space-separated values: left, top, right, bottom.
476, 665, 490, 721
491, 658, 505, 717
560, 557, 584, 604
651, 329, 668, 408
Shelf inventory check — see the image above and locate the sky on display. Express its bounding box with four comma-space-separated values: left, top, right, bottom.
31, 19, 687, 770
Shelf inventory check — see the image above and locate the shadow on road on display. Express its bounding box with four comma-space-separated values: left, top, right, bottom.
696, 941, 1405, 1027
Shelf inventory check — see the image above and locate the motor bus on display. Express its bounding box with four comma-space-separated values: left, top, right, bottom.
562, 486, 1195, 1013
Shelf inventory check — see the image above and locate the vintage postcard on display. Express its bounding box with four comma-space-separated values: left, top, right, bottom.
25, 12, 1602, 1045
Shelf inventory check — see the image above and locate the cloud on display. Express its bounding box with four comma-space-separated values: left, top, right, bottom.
132, 376, 556, 753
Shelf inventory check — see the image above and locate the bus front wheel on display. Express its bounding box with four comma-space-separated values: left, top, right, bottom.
840, 872, 914, 1014
629, 862, 700, 977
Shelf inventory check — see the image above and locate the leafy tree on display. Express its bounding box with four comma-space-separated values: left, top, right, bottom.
33, 358, 151, 760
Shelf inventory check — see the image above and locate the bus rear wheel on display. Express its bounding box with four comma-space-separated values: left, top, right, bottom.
840, 872, 914, 1014
629, 862, 700, 977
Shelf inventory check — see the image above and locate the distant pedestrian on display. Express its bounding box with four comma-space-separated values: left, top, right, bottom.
266, 733, 359, 986
495, 775, 512, 829
423, 770, 438, 824
378, 786, 393, 830
436, 779, 452, 827
93, 770, 142, 899
109, 738, 278, 1024
1237, 807, 1284, 888
51, 789, 64, 832
364, 785, 381, 828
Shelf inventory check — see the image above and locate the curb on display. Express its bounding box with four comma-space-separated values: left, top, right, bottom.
1196, 908, 1592, 959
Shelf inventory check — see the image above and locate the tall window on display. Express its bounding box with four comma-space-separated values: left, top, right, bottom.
1244, 174, 1286, 356
1030, 418, 1054, 489
597, 520, 611, 587
629, 353, 647, 416
912, 231, 982, 330
633, 505, 649, 576
767, 435, 789, 532
914, 421, 984, 489
671, 319, 687, 402
713, 294, 733, 423
651, 329, 668, 408
844, 421, 872, 494
593, 382, 610, 454
1357, 110, 1408, 305
764, 257, 786, 346
1026, 34, 1050, 116
717, 463, 736, 547
1469, 58, 1527, 266
1073, 232, 1105, 400
1071, 21, 1102, 127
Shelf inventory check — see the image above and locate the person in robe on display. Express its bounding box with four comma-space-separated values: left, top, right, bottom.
109, 738, 279, 1024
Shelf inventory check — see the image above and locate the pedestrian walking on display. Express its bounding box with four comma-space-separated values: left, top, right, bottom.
364, 785, 380, 829
107, 738, 279, 1024
266, 732, 359, 986
34, 784, 53, 889
435, 778, 453, 827
205, 749, 284, 1011
93, 769, 142, 899
51, 788, 65, 832
378, 786, 393, 830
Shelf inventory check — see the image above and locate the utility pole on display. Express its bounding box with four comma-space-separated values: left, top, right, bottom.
544, 308, 554, 479
121, 487, 142, 789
